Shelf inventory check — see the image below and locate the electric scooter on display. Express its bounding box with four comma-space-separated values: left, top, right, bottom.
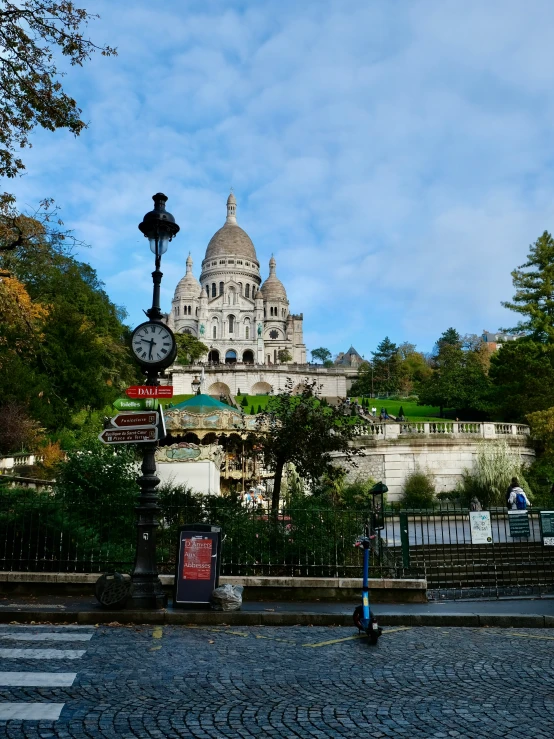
353, 521, 383, 645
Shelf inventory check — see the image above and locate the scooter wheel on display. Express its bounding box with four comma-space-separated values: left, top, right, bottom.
368, 630, 380, 645
353, 605, 363, 631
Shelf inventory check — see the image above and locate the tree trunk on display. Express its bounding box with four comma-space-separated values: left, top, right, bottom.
272, 459, 285, 513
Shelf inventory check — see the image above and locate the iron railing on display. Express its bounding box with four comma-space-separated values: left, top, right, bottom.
0, 490, 553, 597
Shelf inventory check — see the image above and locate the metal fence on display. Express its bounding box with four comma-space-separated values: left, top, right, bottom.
1, 491, 553, 597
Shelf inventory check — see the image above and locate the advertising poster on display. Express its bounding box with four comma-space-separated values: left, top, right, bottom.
183, 537, 213, 580
469, 511, 493, 544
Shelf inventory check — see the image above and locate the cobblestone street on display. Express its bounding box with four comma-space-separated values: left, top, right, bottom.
0, 623, 553, 737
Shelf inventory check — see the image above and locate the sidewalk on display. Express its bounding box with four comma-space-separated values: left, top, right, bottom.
0, 593, 553, 627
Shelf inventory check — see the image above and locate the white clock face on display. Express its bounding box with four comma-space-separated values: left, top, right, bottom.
132, 323, 174, 364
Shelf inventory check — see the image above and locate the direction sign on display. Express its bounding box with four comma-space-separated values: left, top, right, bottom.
111, 412, 157, 428
113, 397, 159, 411
98, 427, 158, 444
125, 385, 173, 399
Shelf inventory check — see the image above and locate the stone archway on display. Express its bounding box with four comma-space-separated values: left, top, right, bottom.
208, 382, 231, 398
292, 382, 309, 395
208, 349, 220, 363
225, 350, 237, 365
251, 381, 272, 395
243, 350, 255, 365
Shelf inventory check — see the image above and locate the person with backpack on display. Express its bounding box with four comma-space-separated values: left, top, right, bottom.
507, 478, 531, 510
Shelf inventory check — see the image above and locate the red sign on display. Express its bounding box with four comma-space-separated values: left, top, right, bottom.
183, 538, 213, 580
125, 385, 173, 399
98, 427, 158, 444
111, 412, 158, 428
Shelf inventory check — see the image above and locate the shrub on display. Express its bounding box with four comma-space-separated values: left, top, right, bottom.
458, 440, 531, 509
250, 405, 255, 414
240, 396, 248, 407
401, 470, 436, 509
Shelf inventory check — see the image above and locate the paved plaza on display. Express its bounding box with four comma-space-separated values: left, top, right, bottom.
0, 623, 552, 737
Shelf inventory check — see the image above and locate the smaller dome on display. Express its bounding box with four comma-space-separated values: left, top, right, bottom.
261, 255, 287, 301
175, 254, 201, 299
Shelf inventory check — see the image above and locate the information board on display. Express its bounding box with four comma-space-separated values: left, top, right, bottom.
469, 511, 493, 544
174, 526, 221, 607
508, 510, 530, 538
540, 511, 554, 546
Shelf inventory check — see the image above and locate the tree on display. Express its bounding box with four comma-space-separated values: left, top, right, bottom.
397, 342, 432, 394
175, 332, 208, 365
277, 348, 292, 363
502, 231, 554, 343
0, 222, 139, 428
0, 399, 42, 454
311, 347, 331, 364
418, 332, 490, 417
0, 2, 116, 182
250, 380, 361, 511
527, 406, 554, 456
371, 337, 399, 395
489, 340, 554, 421
240, 396, 248, 407
249, 405, 255, 415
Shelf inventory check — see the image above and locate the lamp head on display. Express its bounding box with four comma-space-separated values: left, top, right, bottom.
138, 193, 180, 256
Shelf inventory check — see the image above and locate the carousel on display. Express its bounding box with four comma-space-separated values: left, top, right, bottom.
156, 394, 269, 495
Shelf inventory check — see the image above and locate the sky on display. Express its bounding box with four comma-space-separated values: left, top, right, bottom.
8, 0, 554, 358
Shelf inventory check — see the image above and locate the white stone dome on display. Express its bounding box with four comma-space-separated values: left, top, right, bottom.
204, 193, 258, 262
174, 254, 201, 298
261, 256, 287, 301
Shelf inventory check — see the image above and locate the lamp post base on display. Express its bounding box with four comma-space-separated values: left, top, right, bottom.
128, 575, 166, 610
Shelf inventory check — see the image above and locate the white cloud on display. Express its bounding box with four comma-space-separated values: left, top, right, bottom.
8, 0, 554, 357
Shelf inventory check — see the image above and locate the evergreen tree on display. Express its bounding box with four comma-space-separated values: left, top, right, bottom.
372, 337, 399, 394
250, 405, 255, 415
240, 396, 248, 407
257, 404, 263, 414
502, 231, 554, 343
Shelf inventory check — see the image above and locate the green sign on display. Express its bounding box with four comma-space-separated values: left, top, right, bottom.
540, 511, 554, 546
508, 510, 530, 538
113, 397, 159, 411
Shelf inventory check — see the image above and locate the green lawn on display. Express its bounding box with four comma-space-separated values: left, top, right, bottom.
167, 393, 446, 420
351, 398, 445, 422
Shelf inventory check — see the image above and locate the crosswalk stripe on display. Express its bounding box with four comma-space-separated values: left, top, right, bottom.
0, 649, 85, 659
0, 672, 76, 687
0, 633, 92, 642
0, 703, 65, 720
0, 625, 93, 630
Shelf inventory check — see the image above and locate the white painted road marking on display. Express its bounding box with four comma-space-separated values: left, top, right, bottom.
0, 632, 92, 642
0, 672, 76, 687
0, 703, 65, 720
0, 625, 93, 630
0, 648, 85, 659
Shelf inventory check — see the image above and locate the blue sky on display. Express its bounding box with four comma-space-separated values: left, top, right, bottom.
8, 0, 554, 357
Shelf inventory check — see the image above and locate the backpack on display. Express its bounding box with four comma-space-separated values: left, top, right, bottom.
515, 492, 527, 510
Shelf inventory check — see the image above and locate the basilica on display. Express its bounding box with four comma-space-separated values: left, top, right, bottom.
167, 193, 306, 366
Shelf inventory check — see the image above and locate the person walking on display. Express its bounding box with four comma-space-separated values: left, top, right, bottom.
371, 406, 377, 417
507, 479, 531, 510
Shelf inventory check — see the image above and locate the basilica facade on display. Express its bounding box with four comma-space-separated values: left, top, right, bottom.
166, 193, 306, 367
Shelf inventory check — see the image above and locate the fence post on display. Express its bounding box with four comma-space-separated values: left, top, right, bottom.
400, 511, 410, 568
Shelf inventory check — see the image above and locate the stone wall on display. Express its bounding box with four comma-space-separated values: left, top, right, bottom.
334, 427, 535, 501
168, 364, 348, 397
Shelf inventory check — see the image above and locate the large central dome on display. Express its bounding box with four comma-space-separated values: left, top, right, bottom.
204, 193, 258, 262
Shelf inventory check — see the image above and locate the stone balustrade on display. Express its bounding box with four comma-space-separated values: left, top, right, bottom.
0, 453, 44, 471
355, 422, 530, 441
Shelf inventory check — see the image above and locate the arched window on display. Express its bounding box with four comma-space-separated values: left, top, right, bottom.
211, 283, 216, 298
228, 315, 235, 333
252, 285, 256, 297
219, 282, 224, 295
238, 282, 243, 295
196, 307, 199, 316
206, 285, 209, 297
245, 326, 249, 339
213, 325, 217, 339
245, 284, 250, 299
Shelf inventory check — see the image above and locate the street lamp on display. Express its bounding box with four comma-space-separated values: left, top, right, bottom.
370, 481, 387, 532
128, 193, 180, 610
191, 376, 201, 395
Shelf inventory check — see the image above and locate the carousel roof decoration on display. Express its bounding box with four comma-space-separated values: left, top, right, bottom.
163, 393, 259, 437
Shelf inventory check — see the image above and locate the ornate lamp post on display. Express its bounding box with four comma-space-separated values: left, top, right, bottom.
128, 193, 179, 609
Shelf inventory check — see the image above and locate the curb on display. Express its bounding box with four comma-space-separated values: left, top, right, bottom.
0, 610, 551, 628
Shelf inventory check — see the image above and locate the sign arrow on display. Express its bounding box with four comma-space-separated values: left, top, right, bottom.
111, 412, 158, 428
125, 385, 173, 399
113, 397, 159, 411
98, 427, 159, 445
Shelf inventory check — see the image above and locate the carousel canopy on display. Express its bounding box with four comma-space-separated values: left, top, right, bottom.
169, 393, 231, 415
